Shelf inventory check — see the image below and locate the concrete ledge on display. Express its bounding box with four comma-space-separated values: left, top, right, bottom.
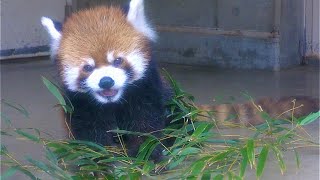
0, 46, 50, 60
157, 26, 279, 39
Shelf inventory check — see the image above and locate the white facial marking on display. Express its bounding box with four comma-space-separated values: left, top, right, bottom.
84, 57, 95, 66
41, 17, 61, 55
63, 66, 80, 92
86, 66, 127, 103
127, 0, 157, 41
87, 66, 127, 90
126, 50, 147, 81
107, 52, 114, 63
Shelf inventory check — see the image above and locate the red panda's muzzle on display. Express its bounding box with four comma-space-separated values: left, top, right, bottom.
98, 89, 119, 97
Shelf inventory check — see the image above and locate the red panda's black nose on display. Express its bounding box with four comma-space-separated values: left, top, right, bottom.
99, 77, 115, 89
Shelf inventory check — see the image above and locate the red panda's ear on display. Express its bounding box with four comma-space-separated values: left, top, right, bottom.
127, 0, 157, 41
41, 17, 61, 56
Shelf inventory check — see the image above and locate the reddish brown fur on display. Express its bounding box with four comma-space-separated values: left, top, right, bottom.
198, 96, 319, 127
57, 6, 150, 68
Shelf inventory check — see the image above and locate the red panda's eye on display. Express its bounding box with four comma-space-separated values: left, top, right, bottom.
83, 65, 94, 72
113, 57, 123, 67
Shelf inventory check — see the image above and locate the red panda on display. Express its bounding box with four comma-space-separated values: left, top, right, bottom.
41, 0, 319, 161
41, 0, 169, 161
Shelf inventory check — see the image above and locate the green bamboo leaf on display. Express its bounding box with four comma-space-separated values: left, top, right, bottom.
45, 148, 58, 165
15, 129, 40, 142
137, 137, 158, 160
98, 157, 135, 163
142, 161, 155, 174
128, 172, 141, 180
298, 111, 320, 125
240, 148, 248, 178
246, 139, 255, 168
63, 152, 83, 161
162, 69, 183, 95
201, 173, 212, 180
271, 127, 289, 134
1, 145, 9, 155
167, 156, 186, 170
271, 147, 286, 174
79, 165, 100, 171
227, 172, 242, 180
172, 99, 189, 113
1, 166, 18, 180
42, 76, 67, 112
107, 130, 157, 139
208, 151, 230, 164
214, 174, 224, 180
69, 140, 108, 153
191, 123, 213, 138
46, 142, 73, 152
179, 147, 201, 156
1, 100, 29, 118
189, 161, 207, 176
294, 149, 301, 169
205, 139, 240, 145
0, 113, 12, 126
26, 156, 50, 173
14, 166, 38, 180
256, 145, 269, 178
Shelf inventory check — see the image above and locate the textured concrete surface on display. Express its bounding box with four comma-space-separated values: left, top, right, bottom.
154, 32, 281, 70
1, 57, 319, 179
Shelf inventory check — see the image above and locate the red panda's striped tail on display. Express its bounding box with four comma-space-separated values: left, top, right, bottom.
198, 96, 319, 127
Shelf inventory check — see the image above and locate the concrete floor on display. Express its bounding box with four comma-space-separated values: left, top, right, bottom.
1, 57, 319, 179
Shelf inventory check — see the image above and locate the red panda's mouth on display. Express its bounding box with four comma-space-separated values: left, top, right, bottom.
98, 89, 119, 97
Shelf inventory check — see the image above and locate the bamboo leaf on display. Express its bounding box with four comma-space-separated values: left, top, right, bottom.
167, 156, 186, 170
205, 139, 240, 145
26, 156, 50, 173
1, 145, 9, 155
294, 149, 301, 169
98, 157, 135, 163
188, 161, 207, 176
298, 111, 320, 125
45, 148, 58, 165
191, 123, 213, 138
240, 148, 248, 178
214, 174, 224, 180
256, 145, 269, 178
179, 147, 201, 156
15, 129, 40, 142
1, 166, 18, 180
247, 139, 255, 168
137, 137, 158, 160
1, 100, 29, 118
14, 166, 38, 180
68, 140, 108, 153
0, 113, 12, 126
142, 161, 155, 174
271, 147, 286, 174
42, 76, 67, 112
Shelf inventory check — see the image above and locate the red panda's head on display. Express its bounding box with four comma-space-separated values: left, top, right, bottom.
41, 0, 156, 104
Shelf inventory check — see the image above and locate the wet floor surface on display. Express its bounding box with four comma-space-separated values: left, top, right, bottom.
1, 57, 319, 179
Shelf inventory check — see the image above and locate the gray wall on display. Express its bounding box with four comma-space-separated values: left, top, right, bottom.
2, 0, 318, 69
0, 0, 66, 59
279, 0, 304, 68
75, 0, 275, 32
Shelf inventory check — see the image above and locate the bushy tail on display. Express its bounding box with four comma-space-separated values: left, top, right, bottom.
197, 96, 319, 126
